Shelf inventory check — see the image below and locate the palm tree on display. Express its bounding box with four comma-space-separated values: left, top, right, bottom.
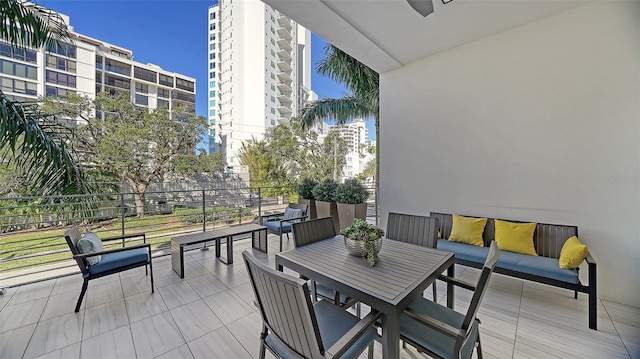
0, 0, 89, 195
299, 43, 380, 221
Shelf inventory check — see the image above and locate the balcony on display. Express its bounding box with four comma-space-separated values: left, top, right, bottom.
0, 187, 635, 359
277, 102, 292, 114
276, 15, 292, 29
276, 82, 292, 92
277, 91, 292, 103
277, 38, 292, 50
277, 61, 292, 72
277, 27, 292, 39
277, 71, 292, 82
277, 48, 292, 61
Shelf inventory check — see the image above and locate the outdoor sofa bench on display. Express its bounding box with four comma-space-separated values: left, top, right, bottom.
430, 212, 597, 330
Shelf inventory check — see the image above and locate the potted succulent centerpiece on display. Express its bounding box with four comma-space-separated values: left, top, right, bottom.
297, 178, 318, 220
311, 179, 340, 233
341, 218, 385, 266
335, 178, 369, 231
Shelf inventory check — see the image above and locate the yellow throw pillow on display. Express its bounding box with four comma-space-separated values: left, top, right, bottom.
559, 236, 588, 269
449, 214, 487, 247
494, 220, 538, 256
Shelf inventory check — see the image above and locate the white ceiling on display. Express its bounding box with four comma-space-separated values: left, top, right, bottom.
262, 0, 587, 73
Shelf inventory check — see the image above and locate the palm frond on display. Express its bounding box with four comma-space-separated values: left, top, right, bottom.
299, 97, 375, 129
317, 44, 379, 104
0, 0, 72, 50
0, 92, 90, 195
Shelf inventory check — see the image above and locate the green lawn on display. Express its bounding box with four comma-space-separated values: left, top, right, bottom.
0, 208, 258, 272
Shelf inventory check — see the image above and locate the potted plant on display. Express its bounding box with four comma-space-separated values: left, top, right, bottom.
341, 218, 385, 266
335, 178, 369, 231
311, 179, 340, 232
297, 178, 318, 220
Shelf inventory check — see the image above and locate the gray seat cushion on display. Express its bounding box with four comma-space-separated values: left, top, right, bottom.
400, 297, 479, 359
264, 221, 293, 233
87, 248, 148, 276
437, 239, 578, 284
266, 300, 376, 359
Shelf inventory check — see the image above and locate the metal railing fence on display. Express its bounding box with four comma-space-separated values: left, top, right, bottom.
0, 185, 297, 287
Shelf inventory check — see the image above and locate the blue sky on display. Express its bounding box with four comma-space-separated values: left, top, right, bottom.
41, 1, 376, 144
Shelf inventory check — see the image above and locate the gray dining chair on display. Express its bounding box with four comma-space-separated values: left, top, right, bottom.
399, 240, 500, 359
242, 251, 380, 359
292, 217, 360, 315
386, 212, 440, 300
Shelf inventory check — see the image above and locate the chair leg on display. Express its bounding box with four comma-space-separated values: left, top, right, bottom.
476, 334, 483, 359
574, 289, 578, 299
149, 259, 154, 294
356, 302, 361, 318
279, 232, 283, 252
367, 342, 374, 359
259, 341, 266, 359
75, 279, 88, 312
432, 284, 438, 301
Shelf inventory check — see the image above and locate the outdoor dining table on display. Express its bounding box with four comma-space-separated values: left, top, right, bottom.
275, 235, 456, 359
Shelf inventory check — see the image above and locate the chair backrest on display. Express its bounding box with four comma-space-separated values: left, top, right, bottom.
64, 227, 89, 274
289, 203, 309, 218
292, 217, 336, 247
458, 241, 500, 348
386, 212, 439, 248
243, 251, 325, 359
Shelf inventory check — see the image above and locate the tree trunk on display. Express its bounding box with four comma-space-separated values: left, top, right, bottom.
128, 180, 149, 217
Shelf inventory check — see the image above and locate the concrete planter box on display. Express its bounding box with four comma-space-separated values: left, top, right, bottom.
337, 202, 368, 231
315, 200, 340, 233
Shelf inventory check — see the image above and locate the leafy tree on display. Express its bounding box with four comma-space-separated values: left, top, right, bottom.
42, 91, 206, 216
172, 151, 225, 177
237, 138, 289, 196
0, 0, 90, 196
300, 44, 380, 212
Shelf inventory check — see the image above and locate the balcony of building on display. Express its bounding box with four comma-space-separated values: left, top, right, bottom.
276, 82, 292, 92
276, 26, 293, 39
276, 47, 292, 61
276, 71, 292, 83
277, 102, 292, 114
276, 15, 292, 29
276, 61, 292, 72
276, 91, 292, 103
276, 38, 292, 50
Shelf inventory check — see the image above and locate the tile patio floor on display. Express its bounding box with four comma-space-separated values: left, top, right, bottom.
0, 234, 638, 359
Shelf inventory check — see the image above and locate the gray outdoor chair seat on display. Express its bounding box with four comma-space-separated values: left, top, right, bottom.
314, 282, 351, 306
400, 298, 479, 359
87, 247, 149, 275
265, 300, 377, 359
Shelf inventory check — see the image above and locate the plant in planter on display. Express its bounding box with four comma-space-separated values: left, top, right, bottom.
341, 218, 385, 266
297, 178, 318, 219
335, 179, 369, 231
311, 179, 340, 232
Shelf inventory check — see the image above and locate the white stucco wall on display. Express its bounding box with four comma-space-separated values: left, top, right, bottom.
380, 1, 639, 306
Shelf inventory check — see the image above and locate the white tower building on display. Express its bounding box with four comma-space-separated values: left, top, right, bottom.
330, 119, 373, 181
207, 1, 312, 173
0, 11, 196, 119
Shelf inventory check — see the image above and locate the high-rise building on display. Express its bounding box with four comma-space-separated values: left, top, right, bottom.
0, 11, 196, 119
330, 119, 374, 181
207, 1, 312, 173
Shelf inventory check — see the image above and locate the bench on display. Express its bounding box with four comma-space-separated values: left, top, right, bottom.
431, 212, 597, 330
171, 223, 267, 278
